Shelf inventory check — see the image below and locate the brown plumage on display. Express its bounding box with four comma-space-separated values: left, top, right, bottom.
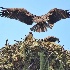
25, 32, 33, 41
0, 7, 70, 32
44, 36, 60, 43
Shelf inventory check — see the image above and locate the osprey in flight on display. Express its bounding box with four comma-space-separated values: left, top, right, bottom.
0, 7, 70, 32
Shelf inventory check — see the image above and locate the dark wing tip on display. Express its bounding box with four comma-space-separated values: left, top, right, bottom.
65, 9, 70, 18
0, 7, 5, 9
0, 12, 3, 17
0, 7, 6, 17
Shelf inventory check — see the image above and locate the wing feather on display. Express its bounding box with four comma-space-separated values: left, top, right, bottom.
43, 8, 70, 27
0, 7, 70, 32
0, 7, 35, 25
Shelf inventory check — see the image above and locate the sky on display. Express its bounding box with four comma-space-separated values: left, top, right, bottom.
0, 0, 70, 51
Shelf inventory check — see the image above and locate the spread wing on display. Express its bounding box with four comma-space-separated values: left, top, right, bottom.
0, 7, 35, 25
0, 7, 49, 32
30, 8, 70, 32
0, 7, 70, 32
45, 8, 70, 28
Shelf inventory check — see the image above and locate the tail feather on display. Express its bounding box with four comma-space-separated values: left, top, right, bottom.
30, 22, 49, 32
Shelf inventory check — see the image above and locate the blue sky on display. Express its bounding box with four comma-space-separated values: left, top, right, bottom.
0, 0, 70, 51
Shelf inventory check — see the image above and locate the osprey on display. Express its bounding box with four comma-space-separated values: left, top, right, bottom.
0, 7, 70, 32
25, 32, 33, 41
44, 36, 60, 43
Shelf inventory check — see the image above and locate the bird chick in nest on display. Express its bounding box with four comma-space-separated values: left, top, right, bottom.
25, 32, 33, 42
44, 36, 60, 43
